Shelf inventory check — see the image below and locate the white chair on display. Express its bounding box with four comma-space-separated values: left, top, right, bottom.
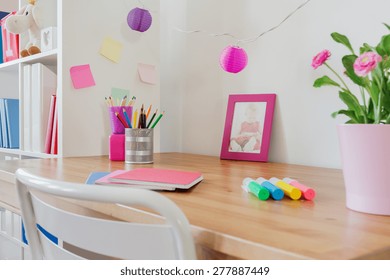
15, 168, 196, 260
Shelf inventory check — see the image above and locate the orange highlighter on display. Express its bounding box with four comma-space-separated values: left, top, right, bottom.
269, 177, 301, 200
283, 178, 316, 200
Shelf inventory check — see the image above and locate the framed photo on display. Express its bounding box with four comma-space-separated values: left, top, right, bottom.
220, 94, 276, 162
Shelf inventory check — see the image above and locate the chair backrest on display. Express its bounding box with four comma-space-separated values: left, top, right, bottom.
15, 168, 196, 260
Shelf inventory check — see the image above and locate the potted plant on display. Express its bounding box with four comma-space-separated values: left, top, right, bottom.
312, 24, 390, 215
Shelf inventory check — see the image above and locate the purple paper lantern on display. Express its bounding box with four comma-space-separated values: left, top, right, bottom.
220, 45, 248, 73
127, 7, 152, 32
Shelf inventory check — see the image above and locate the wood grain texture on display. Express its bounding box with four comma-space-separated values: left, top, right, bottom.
0, 153, 389, 259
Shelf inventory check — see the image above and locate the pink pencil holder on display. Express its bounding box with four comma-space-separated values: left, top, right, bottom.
108, 106, 132, 134
109, 134, 125, 161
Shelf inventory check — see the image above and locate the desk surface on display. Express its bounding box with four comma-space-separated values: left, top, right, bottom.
0, 153, 389, 260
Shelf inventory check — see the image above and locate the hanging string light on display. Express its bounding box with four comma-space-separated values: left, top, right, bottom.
176, 0, 312, 73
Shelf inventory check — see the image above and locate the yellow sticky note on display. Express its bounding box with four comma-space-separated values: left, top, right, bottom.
100, 37, 123, 63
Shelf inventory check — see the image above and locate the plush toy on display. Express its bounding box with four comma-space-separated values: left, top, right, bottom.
5, 0, 42, 57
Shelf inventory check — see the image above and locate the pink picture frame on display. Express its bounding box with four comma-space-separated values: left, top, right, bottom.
220, 94, 276, 162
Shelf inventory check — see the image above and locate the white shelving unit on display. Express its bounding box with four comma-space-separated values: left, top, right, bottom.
0, 0, 59, 159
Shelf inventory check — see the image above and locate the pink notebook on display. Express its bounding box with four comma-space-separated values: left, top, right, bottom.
109, 168, 203, 190
94, 170, 176, 190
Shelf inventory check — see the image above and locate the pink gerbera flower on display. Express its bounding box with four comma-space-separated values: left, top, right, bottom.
311, 50, 331, 69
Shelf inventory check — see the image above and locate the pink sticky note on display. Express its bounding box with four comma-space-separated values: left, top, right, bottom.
70, 64, 96, 89
138, 63, 157, 85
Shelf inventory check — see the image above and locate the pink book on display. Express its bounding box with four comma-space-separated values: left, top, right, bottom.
50, 98, 58, 154
95, 169, 175, 191
44, 95, 56, 154
109, 168, 203, 190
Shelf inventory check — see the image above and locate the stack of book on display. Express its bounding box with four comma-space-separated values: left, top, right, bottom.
0, 98, 19, 149
86, 168, 204, 191
22, 63, 57, 154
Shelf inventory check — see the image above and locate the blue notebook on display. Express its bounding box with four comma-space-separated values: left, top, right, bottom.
4, 99, 19, 148
0, 99, 8, 148
85, 171, 110, 185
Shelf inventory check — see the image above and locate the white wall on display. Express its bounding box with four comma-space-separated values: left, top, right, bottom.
61, 0, 160, 156
1, 1, 17, 12
160, 0, 390, 168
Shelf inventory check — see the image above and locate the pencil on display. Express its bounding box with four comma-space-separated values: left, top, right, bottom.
133, 109, 138, 129
151, 111, 164, 128
146, 109, 158, 128
128, 96, 136, 106
140, 105, 147, 128
146, 104, 152, 119
120, 95, 127, 106
105, 97, 110, 107
138, 104, 144, 128
115, 112, 129, 128
123, 108, 132, 128
108, 96, 114, 107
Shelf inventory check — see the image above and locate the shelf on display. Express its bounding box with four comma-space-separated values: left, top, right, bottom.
0, 148, 58, 159
0, 49, 58, 72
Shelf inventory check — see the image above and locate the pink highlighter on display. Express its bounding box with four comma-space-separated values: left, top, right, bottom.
283, 178, 316, 201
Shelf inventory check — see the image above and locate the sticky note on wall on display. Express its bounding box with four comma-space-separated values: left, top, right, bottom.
111, 87, 130, 104
70, 64, 96, 89
138, 63, 157, 85
100, 37, 123, 63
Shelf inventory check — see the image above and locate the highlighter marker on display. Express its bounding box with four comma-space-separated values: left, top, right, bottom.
242, 178, 270, 201
269, 177, 301, 200
283, 178, 316, 201
256, 177, 284, 200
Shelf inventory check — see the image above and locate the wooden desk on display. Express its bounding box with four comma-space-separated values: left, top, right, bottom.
0, 153, 389, 259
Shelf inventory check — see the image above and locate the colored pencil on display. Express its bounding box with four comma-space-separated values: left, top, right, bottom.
146, 109, 158, 128
123, 108, 132, 128
151, 111, 164, 128
146, 104, 152, 119
133, 109, 138, 129
115, 112, 129, 128
120, 95, 127, 106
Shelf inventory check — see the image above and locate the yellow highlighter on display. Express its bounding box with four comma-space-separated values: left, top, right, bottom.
269, 177, 301, 200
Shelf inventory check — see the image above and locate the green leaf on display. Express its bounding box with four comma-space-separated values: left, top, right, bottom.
342, 55, 366, 86
386, 114, 390, 124
367, 99, 375, 121
376, 34, 390, 56
339, 91, 365, 122
313, 75, 340, 88
360, 43, 374, 54
331, 32, 355, 54
383, 92, 390, 112
384, 23, 390, 31
331, 109, 358, 121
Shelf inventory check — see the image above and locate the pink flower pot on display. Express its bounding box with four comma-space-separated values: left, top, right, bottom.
338, 124, 390, 215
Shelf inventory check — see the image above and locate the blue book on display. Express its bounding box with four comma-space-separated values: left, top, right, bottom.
0, 105, 2, 148
0, 12, 9, 64
85, 171, 110, 185
4, 99, 19, 148
0, 99, 8, 148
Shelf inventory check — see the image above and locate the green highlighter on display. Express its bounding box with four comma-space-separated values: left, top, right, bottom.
242, 178, 270, 201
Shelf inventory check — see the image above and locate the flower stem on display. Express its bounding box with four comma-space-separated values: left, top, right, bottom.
373, 74, 383, 123
359, 87, 368, 123
324, 62, 351, 92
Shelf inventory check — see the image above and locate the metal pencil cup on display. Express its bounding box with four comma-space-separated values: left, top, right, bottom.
125, 128, 153, 164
